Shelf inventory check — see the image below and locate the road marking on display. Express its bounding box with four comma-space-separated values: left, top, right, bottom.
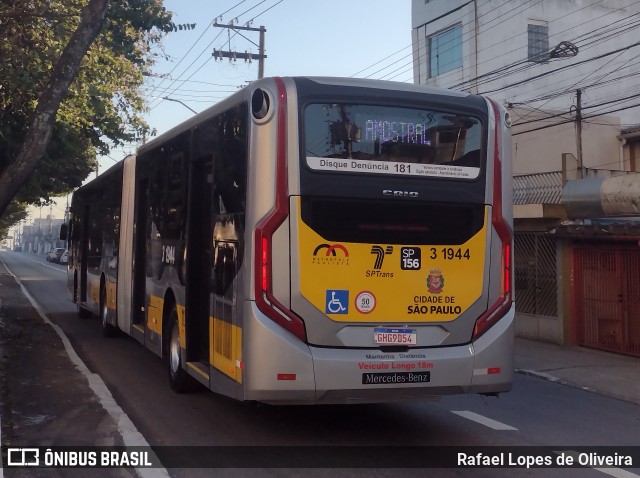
0, 257, 169, 478
555, 451, 640, 478
22, 256, 67, 274
452, 410, 518, 430
594, 467, 640, 478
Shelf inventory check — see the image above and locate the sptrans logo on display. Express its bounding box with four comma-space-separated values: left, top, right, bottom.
312, 243, 349, 266
367, 245, 394, 278
370, 245, 393, 269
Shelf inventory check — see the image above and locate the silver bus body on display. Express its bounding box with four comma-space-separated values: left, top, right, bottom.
67, 77, 514, 404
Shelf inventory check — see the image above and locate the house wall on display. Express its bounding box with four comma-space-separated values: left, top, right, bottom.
510, 107, 621, 175
621, 137, 640, 171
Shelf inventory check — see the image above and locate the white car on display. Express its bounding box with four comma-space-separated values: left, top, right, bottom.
59, 250, 68, 264
47, 247, 66, 263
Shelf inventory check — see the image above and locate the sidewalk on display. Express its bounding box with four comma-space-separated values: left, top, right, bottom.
515, 337, 640, 406
0, 260, 138, 477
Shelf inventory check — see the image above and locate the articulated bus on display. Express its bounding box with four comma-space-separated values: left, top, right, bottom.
64, 77, 514, 404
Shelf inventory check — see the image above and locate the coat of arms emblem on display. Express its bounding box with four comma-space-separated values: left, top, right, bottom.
427, 268, 444, 294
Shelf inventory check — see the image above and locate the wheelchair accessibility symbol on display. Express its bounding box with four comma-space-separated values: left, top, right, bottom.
325, 290, 349, 314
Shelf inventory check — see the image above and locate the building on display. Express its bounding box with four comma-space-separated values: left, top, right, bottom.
412, 0, 640, 357
19, 216, 66, 254
412, 0, 640, 171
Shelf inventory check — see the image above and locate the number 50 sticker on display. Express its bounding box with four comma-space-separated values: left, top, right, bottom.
355, 291, 376, 314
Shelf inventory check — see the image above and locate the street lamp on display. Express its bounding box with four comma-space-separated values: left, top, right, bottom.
162, 96, 197, 114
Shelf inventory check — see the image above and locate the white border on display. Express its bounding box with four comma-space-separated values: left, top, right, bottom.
306, 156, 480, 179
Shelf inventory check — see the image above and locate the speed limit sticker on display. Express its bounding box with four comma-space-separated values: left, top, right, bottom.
355, 291, 376, 314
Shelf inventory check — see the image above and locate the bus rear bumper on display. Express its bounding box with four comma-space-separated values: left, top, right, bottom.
244, 301, 514, 405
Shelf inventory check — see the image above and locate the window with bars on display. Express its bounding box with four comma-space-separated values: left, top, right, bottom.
528, 22, 549, 63
514, 233, 558, 318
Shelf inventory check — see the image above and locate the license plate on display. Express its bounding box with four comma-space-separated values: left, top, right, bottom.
374, 328, 417, 345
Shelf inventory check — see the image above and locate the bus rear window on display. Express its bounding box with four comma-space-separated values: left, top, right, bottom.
301, 196, 485, 245
303, 103, 483, 179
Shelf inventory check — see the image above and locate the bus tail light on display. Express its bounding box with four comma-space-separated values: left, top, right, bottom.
473, 99, 513, 341
256, 230, 307, 342
504, 243, 511, 296
261, 237, 268, 291
254, 78, 307, 343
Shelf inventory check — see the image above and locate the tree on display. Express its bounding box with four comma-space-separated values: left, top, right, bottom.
0, 0, 173, 221
0, 202, 27, 240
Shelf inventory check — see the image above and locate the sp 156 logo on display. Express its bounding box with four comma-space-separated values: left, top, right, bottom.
401, 247, 421, 270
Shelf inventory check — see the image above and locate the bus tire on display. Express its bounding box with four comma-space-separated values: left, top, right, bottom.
77, 305, 92, 319
166, 307, 196, 393
100, 283, 117, 337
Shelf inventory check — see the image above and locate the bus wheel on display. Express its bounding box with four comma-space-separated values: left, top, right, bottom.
100, 284, 117, 337
166, 308, 196, 392
77, 304, 92, 319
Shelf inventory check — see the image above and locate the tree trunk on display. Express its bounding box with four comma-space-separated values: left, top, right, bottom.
0, 0, 111, 215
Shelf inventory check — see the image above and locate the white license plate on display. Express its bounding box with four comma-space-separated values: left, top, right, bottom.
374, 328, 417, 345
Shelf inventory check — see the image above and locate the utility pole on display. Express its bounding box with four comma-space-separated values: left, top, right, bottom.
575, 88, 584, 179
258, 26, 265, 79
473, 0, 479, 94
212, 23, 267, 79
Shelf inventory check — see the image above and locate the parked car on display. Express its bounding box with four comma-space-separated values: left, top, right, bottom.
59, 250, 68, 264
47, 247, 66, 263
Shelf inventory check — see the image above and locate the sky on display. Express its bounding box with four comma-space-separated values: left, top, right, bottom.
40, 0, 412, 220
108, 0, 413, 163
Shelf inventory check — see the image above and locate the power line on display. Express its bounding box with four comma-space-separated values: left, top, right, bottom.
454, 8, 640, 93
511, 40, 637, 125
410, 0, 638, 90
472, 0, 640, 97
147, 2, 251, 110
480, 41, 640, 95
504, 14, 640, 112
350, 45, 411, 78
353, 0, 534, 81
146, 0, 249, 102
510, 57, 640, 105
513, 97, 640, 136
414, 0, 545, 84
149, 0, 285, 112
379, 0, 541, 83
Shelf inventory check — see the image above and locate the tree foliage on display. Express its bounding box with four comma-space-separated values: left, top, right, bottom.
0, 201, 27, 240
0, 0, 173, 229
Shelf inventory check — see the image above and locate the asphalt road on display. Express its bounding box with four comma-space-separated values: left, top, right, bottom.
1, 250, 639, 478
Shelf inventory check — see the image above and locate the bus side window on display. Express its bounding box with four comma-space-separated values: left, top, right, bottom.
71, 219, 80, 240
212, 107, 247, 215
212, 241, 237, 300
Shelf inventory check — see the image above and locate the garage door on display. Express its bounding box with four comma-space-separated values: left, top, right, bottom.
573, 244, 640, 358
